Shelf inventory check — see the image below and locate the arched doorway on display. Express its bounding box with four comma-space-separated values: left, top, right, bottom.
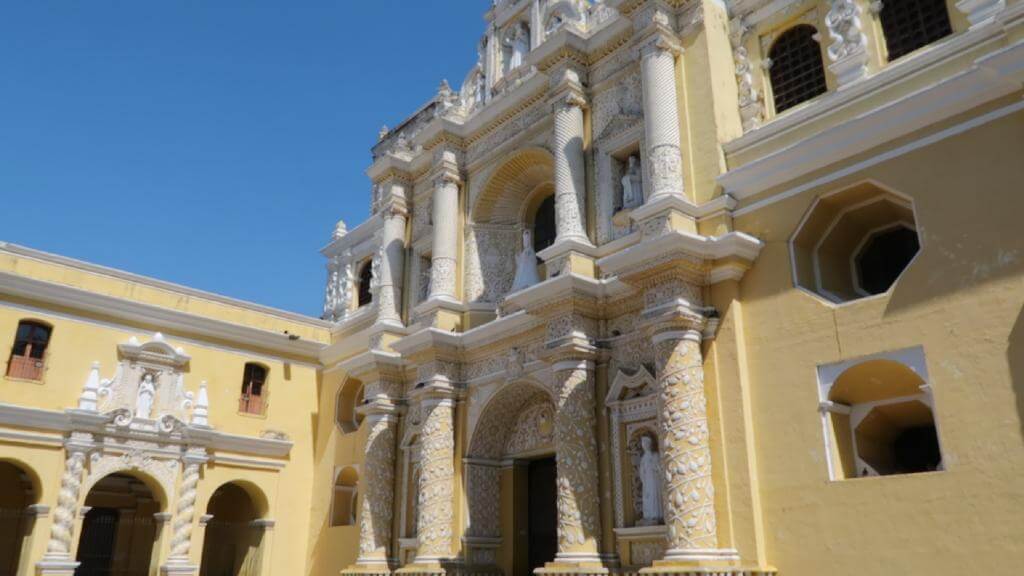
0, 461, 37, 576
75, 473, 162, 576
465, 381, 557, 576
199, 483, 266, 576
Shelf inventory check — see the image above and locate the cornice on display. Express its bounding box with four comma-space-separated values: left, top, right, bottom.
719, 18, 1024, 199
0, 243, 328, 330
597, 230, 764, 282
0, 271, 326, 359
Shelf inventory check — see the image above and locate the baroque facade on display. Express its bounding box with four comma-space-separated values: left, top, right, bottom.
1, 1, 1023, 576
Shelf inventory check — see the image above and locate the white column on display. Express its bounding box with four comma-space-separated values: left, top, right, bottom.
352, 409, 400, 571
552, 92, 590, 245
825, 0, 869, 86
377, 200, 408, 324
639, 37, 684, 201
37, 436, 91, 575
551, 360, 602, 565
652, 329, 719, 559
166, 452, 205, 572
428, 174, 459, 301
411, 394, 455, 564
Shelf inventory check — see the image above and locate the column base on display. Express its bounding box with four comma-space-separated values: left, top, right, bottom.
538, 238, 597, 279
413, 297, 464, 331
160, 562, 199, 575
342, 558, 396, 576
395, 559, 464, 576
535, 552, 609, 576
35, 556, 79, 576
638, 548, 773, 576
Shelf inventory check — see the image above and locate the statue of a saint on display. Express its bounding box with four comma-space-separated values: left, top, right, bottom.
621, 155, 643, 210
510, 229, 540, 293
135, 373, 156, 420
637, 435, 663, 525
504, 23, 530, 72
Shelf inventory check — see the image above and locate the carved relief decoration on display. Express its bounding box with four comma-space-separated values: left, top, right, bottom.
505, 400, 555, 456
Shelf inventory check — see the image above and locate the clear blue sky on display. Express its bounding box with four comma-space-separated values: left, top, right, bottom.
0, 1, 484, 317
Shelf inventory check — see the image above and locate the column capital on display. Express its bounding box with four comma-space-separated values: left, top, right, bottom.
640, 299, 708, 338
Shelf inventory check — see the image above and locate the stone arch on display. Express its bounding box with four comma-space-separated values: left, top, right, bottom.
464, 379, 556, 568
473, 148, 554, 226
200, 481, 269, 576
0, 460, 40, 576
81, 462, 171, 514
77, 471, 165, 576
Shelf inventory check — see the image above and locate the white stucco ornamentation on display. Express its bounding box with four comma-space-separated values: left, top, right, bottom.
413, 397, 455, 563
730, 18, 764, 132
44, 443, 88, 557
552, 88, 591, 245
552, 362, 601, 560
169, 456, 204, 563
825, 0, 870, 86
653, 330, 717, 556
639, 37, 685, 201
356, 412, 399, 565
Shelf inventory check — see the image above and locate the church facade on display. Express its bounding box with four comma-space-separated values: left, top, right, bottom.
1, 1, 1023, 576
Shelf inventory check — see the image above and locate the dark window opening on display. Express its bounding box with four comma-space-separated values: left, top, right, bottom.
240, 363, 268, 415
769, 25, 828, 114
855, 227, 920, 295
7, 320, 51, 380
892, 424, 942, 474
880, 0, 953, 61
533, 195, 556, 254
357, 261, 373, 307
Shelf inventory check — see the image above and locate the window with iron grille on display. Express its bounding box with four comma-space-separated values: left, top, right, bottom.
769, 25, 829, 114
880, 0, 953, 61
239, 363, 268, 415
357, 261, 373, 307
6, 320, 51, 380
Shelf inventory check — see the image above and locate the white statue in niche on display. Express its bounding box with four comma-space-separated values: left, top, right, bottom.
504, 23, 530, 72
135, 373, 156, 419
621, 155, 643, 210
510, 229, 540, 293
637, 435, 663, 525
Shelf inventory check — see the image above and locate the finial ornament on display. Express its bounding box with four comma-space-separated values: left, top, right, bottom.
333, 219, 348, 239
378, 125, 390, 140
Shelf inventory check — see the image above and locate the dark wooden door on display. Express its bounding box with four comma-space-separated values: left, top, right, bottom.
76, 508, 119, 576
527, 457, 557, 574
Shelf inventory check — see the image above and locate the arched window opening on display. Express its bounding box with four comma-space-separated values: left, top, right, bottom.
76, 473, 161, 576
854, 226, 920, 295
532, 195, 556, 254
239, 363, 268, 415
768, 25, 828, 114
879, 0, 952, 61
330, 467, 359, 527
357, 261, 373, 307
6, 320, 52, 380
818, 352, 943, 480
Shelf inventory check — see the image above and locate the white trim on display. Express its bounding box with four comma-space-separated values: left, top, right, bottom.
0, 271, 325, 359
733, 98, 1024, 217
721, 38, 1024, 200
0, 298, 322, 369
0, 243, 328, 328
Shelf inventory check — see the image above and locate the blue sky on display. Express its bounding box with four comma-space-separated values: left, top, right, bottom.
0, 1, 484, 316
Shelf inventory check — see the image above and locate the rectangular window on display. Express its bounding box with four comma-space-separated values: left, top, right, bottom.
239, 363, 268, 415
6, 321, 51, 380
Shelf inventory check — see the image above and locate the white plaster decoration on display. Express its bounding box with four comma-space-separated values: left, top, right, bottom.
356, 412, 399, 566
412, 397, 455, 563
730, 18, 764, 132
956, 0, 1006, 27
607, 367, 659, 528
503, 21, 531, 73
429, 173, 460, 301
639, 37, 685, 201
511, 229, 542, 292
324, 251, 354, 322
652, 330, 718, 558
552, 362, 601, 562
505, 400, 554, 455
78, 362, 101, 411
190, 381, 209, 428
466, 225, 518, 303
168, 454, 205, 566
826, 0, 870, 86
42, 438, 90, 559
552, 83, 591, 246
377, 197, 409, 325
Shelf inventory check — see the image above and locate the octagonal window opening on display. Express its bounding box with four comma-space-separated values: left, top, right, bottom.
817, 347, 944, 481
791, 182, 921, 305
336, 378, 365, 434
853, 224, 921, 297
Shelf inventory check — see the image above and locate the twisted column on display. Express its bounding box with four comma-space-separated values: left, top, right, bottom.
353, 411, 400, 571
428, 175, 459, 301
652, 329, 718, 558
168, 457, 203, 562
552, 94, 589, 245
44, 450, 86, 557
640, 38, 684, 201
412, 395, 455, 564
551, 360, 602, 565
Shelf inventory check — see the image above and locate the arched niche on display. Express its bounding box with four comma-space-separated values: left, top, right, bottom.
0, 460, 40, 576
336, 377, 365, 434
76, 472, 165, 576
200, 481, 269, 576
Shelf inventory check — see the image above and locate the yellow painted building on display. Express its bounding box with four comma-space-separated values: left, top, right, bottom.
1, 1, 1023, 575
